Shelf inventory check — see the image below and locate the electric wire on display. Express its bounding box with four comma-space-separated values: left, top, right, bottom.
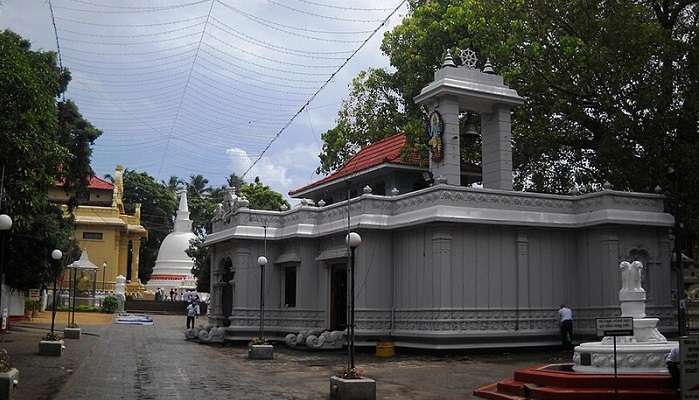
157, 0, 215, 178
57, 31, 203, 46
291, 0, 394, 11
213, 0, 371, 36
241, 0, 407, 179
54, 0, 210, 14
54, 15, 207, 28
58, 21, 206, 39
266, 0, 386, 22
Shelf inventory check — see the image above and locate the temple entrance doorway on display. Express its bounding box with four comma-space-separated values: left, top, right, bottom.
330, 263, 347, 331
220, 257, 234, 326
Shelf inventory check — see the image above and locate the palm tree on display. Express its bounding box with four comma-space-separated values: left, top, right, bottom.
187, 174, 210, 198
163, 175, 184, 192
226, 173, 244, 190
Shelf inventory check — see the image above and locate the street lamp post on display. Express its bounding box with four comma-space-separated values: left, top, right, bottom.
50, 249, 63, 335
346, 231, 361, 372
102, 262, 106, 294
0, 214, 12, 331
257, 255, 267, 340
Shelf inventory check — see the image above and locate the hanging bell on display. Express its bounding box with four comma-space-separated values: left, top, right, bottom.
463, 114, 479, 137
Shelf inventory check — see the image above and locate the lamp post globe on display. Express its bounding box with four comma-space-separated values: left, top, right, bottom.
346, 232, 362, 248
0, 214, 12, 231
257, 256, 268, 266
51, 249, 62, 261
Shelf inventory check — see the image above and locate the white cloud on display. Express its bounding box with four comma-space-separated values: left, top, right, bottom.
226, 142, 321, 199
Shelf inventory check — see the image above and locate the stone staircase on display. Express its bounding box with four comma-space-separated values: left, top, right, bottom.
474, 364, 679, 400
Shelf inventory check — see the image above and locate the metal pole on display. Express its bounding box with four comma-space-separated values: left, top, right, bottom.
102, 264, 106, 294
0, 232, 5, 330
260, 225, 267, 340
51, 270, 58, 335
350, 246, 356, 370
72, 267, 77, 325
675, 215, 685, 336
613, 335, 618, 400
346, 182, 351, 372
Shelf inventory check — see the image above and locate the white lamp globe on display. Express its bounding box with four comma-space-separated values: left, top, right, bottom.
257, 256, 268, 266
51, 249, 63, 261
0, 214, 12, 231
346, 232, 362, 248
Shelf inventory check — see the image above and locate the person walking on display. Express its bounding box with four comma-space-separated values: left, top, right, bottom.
559, 304, 574, 350
170, 288, 175, 302
186, 301, 198, 329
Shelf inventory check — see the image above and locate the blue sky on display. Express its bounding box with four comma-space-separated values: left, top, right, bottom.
0, 0, 407, 199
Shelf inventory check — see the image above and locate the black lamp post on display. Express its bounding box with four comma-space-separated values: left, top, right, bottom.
257, 255, 267, 340
50, 249, 62, 335
345, 231, 361, 372
0, 214, 12, 331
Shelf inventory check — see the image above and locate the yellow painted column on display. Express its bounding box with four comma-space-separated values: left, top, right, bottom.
118, 236, 129, 278
130, 238, 141, 283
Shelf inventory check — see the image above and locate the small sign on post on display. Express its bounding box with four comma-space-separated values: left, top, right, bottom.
681, 337, 699, 400
596, 317, 634, 399
1, 308, 7, 331
597, 317, 635, 337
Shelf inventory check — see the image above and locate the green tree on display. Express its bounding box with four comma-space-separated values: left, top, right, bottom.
240, 177, 290, 211
121, 170, 177, 282
163, 175, 184, 192
0, 30, 94, 290
185, 235, 210, 292
317, 68, 408, 174
226, 173, 244, 191
186, 174, 210, 199
321, 0, 699, 232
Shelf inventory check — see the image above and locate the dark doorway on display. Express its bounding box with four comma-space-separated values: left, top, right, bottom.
220, 257, 234, 326
330, 263, 347, 331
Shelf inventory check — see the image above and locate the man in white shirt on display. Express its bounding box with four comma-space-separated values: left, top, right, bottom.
559, 304, 573, 350
186, 302, 199, 329
666, 346, 680, 388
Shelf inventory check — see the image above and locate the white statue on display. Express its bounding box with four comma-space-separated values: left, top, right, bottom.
213, 203, 224, 221
115, 275, 126, 313
620, 261, 644, 292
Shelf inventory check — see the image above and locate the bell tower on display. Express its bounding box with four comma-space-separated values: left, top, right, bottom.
414, 49, 524, 190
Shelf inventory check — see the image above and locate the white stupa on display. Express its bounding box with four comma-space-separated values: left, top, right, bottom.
146, 191, 197, 293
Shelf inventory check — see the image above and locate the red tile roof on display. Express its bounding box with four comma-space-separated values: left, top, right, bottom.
290, 133, 424, 196
56, 175, 113, 191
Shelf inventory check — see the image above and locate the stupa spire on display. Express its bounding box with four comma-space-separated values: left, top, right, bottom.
174, 190, 192, 233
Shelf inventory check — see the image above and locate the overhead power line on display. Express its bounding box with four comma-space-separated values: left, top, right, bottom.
241, 0, 407, 180
55, 0, 210, 14
156, 0, 216, 179
291, 0, 395, 11
266, 0, 386, 22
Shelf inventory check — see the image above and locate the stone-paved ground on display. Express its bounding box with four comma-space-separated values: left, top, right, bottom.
11, 315, 573, 399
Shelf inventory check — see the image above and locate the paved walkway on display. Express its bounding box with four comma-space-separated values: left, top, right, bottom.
10, 314, 572, 399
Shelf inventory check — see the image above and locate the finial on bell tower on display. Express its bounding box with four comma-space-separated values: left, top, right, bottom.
441, 49, 456, 68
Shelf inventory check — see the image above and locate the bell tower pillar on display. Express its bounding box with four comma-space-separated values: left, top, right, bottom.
414, 48, 523, 190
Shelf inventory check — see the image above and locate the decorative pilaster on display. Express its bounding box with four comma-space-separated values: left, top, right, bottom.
481, 105, 513, 190
432, 228, 453, 307
515, 232, 529, 329
129, 238, 141, 282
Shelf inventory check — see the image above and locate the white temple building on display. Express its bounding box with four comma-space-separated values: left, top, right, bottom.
146, 191, 197, 293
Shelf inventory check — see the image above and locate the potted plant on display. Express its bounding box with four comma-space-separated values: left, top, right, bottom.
248, 337, 273, 360
64, 322, 80, 339
330, 367, 376, 400
0, 349, 19, 399
38, 332, 64, 357
23, 299, 38, 320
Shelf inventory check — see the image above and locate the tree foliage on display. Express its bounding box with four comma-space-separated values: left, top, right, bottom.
240, 177, 290, 211
0, 30, 97, 290
320, 0, 699, 232
185, 235, 210, 292
121, 170, 177, 283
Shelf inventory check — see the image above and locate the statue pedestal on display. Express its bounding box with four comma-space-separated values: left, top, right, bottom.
573, 261, 677, 373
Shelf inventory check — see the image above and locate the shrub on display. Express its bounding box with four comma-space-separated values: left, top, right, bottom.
101, 296, 118, 313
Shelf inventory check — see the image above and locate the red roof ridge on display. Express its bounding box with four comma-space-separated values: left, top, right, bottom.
290, 132, 422, 196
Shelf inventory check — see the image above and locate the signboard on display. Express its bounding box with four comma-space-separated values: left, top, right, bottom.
1, 308, 7, 331
682, 337, 699, 399
596, 317, 634, 337
29, 289, 40, 301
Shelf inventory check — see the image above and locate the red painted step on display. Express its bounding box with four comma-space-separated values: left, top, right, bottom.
474, 364, 679, 400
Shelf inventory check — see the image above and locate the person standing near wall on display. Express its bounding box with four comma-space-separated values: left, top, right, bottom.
186, 301, 198, 329
559, 304, 574, 350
